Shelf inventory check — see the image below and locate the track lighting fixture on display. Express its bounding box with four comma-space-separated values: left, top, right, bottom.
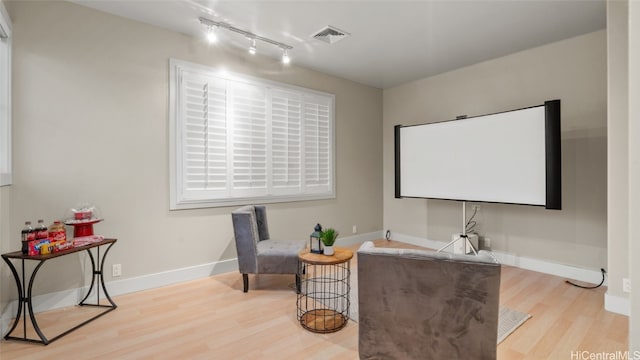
248, 38, 257, 55
199, 17, 293, 63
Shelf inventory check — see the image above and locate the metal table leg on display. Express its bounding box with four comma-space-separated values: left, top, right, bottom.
1, 256, 50, 344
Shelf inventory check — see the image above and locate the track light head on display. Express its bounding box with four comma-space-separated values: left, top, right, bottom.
282, 48, 290, 64
248, 38, 257, 55
206, 26, 218, 43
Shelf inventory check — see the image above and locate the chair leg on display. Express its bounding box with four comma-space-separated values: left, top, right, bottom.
242, 273, 249, 293
295, 273, 301, 294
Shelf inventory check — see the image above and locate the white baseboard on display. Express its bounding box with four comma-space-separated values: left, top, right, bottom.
390, 232, 447, 251
106, 257, 238, 297
490, 251, 607, 286
391, 232, 608, 287
604, 292, 630, 316
338, 231, 385, 246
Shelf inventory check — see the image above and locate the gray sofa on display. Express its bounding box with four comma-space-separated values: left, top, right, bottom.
231, 205, 305, 292
357, 241, 501, 360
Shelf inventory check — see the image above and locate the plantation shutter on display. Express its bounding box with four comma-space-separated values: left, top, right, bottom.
180, 71, 228, 200
170, 59, 335, 209
303, 94, 332, 193
229, 82, 268, 196
271, 89, 302, 194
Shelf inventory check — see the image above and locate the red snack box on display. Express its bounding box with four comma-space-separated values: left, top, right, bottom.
54, 241, 74, 252
28, 239, 50, 256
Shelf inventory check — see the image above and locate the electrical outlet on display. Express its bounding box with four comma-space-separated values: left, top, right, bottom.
471, 204, 481, 212
112, 264, 122, 277
484, 237, 491, 249
352, 225, 357, 234
623, 278, 631, 293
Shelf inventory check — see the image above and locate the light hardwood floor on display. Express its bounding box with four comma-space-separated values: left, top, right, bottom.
0, 240, 628, 359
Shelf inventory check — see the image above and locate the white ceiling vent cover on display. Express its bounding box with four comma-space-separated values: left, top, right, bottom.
312, 25, 350, 44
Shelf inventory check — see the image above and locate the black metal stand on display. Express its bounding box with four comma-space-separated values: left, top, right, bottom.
1, 238, 118, 345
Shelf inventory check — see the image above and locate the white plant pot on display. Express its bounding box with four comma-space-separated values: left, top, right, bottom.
323, 245, 334, 256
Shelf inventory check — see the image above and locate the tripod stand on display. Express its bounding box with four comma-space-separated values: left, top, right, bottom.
437, 201, 478, 255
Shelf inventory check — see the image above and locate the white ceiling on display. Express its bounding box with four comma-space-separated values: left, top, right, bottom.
72, 0, 606, 89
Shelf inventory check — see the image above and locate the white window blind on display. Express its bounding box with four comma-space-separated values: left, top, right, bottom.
170, 59, 335, 209
304, 97, 332, 191
271, 89, 302, 194
0, 3, 12, 187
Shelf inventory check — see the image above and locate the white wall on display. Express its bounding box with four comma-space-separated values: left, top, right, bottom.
1, 0, 382, 309
606, 0, 630, 310
384, 30, 607, 270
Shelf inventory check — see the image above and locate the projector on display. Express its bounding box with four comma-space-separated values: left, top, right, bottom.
451, 233, 479, 255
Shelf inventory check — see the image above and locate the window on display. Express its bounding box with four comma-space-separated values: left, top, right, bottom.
169, 59, 335, 209
0, 3, 11, 187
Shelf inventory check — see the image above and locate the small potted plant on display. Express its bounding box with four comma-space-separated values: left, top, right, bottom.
320, 228, 339, 256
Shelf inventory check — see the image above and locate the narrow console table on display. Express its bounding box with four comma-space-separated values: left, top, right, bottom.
1, 238, 117, 345
297, 247, 353, 333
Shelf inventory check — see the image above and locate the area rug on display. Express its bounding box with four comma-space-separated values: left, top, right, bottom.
496, 306, 532, 344
347, 271, 531, 344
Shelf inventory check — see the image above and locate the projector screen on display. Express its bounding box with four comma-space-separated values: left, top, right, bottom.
395, 100, 561, 209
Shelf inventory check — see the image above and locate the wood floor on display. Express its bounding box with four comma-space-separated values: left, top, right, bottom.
0, 240, 628, 359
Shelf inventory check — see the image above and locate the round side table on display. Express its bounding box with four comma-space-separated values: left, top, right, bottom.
296, 247, 353, 333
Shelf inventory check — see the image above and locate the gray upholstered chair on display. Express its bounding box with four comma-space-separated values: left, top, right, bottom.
231, 205, 305, 293
357, 241, 501, 360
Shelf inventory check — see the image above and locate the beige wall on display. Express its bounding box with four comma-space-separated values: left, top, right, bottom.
628, 0, 640, 351
1, 0, 382, 304
0, 0, 10, 316
384, 30, 607, 269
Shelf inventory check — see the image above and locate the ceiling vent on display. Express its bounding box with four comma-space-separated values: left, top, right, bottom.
311, 25, 350, 44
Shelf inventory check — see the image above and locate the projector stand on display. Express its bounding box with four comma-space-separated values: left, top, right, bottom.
437, 201, 478, 255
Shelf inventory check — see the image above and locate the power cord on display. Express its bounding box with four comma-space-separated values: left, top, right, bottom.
565, 268, 606, 289
466, 205, 478, 233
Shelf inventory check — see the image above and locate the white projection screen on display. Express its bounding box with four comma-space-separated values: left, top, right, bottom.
395, 100, 561, 209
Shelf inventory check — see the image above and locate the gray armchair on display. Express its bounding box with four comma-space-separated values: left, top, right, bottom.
231, 205, 305, 293
357, 241, 501, 360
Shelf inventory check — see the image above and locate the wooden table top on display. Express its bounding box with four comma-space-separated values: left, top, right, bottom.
298, 247, 353, 265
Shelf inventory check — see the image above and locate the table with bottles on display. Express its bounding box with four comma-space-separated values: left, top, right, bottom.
1, 238, 118, 345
